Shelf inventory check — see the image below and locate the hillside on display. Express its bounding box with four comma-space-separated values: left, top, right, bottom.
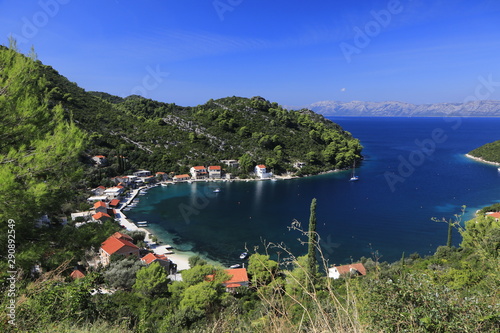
301, 100, 500, 117
468, 140, 500, 164
34, 57, 362, 180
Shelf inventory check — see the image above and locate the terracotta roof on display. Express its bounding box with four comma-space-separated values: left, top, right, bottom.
92, 212, 111, 220
208, 268, 249, 287
141, 252, 170, 264
94, 155, 106, 158
94, 201, 107, 209
208, 166, 221, 170
334, 263, 366, 276
70, 269, 86, 279
111, 232, 133, 241
192, 166, 206, 170
101, 235, 138, 256
97, 186, 106, 189
257, 164, 266, 169
226, 283, 241, 288
156, 172, 166, 174
487, 212, 500, 219
174, 174, 191, 179
109, 199, 120, 207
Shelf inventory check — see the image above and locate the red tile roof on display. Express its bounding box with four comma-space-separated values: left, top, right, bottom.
70, 269, 86, 279
192, 166, 206, 170
208, 166, 221, 170
101, 235, 138, 256
156, 172, 166, 174
111, 232, 133, 242
335, 263, 366, 276
97, 186, 106, 189
208, 268, 249, 287
487, 212, 500, 219
109, 199, 120, 207
174, 174, 191, 179
141, 253, 170, 265
257, 164, 266, 169
93, 212, 111, 220
94, 155, 106, 158
94, 201, 107, 209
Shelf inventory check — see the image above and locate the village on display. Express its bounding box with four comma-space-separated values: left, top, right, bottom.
66, 155, 365, 293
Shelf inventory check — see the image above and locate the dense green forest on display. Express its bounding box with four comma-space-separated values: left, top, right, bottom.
1, 45, 499, 332
468, 140, 500, 164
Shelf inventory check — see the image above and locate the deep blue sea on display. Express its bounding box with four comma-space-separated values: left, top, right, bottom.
127, 117, 500, 266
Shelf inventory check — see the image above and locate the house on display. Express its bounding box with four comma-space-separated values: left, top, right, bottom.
109, 199, 121, 208
294, 162, 306, 169
156, 172, 167, 181
92, 155, 108, 166
92, 212, 112, 222
207, 268, 249, 292
134, 170, 152, 178
486, 212, 500, 221
173, 174, 191, 182
208, 166, 222, 179
92, 185, 107, 196
221, 159, 240, 169
328, 263, 367, 279
70, 269, 86, 279
93, 201, 108, 214
104, 187, 124, 200
255, 164, 272, 179
71, 211, 92, 222
99, 232, 140, 266
141, 253, 172, 271
190, 166, 208, 180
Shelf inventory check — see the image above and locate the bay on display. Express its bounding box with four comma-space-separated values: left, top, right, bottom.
127, 117, 500, 266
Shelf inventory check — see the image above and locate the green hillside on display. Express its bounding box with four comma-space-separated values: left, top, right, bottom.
469, 140, 500, 164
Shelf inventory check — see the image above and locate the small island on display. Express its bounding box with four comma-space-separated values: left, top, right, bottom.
466, 140, 500, 165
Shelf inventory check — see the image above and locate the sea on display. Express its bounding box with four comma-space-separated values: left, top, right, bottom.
126, 117, 500, 266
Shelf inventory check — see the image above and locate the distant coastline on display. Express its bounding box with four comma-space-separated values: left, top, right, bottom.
465, 154, 500, 166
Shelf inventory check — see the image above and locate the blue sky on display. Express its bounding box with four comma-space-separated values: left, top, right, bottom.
1, 0, 500, 106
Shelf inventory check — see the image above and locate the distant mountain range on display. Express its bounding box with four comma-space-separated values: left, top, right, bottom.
292, 100, 500, 117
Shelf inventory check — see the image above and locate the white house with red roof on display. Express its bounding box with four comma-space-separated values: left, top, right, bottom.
99, 232, 139, 266
255, 164, 272, 179
173, 174, 191, 182
141, 253, 172, 271
328, 263, 367, 279
92, 211, 112, 222
486, 212, 500, 221
190, 166, 208, 179
208, 165, 222, 179
207, 268, 249, 292
92, 155, 108, 166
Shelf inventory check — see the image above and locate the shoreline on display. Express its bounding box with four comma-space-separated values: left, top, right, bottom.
115, 168, 347, 270
465, 154, 500, 166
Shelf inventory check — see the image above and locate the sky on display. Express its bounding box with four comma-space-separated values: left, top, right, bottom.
1, 0, 500, 107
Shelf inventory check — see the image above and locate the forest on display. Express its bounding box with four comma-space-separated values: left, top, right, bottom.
468, 140, 500, 164
0, 44, 499, 332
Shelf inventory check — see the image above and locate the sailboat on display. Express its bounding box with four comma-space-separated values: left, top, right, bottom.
349, 161, 359, 181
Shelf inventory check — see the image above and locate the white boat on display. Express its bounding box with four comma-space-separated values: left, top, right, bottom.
213, 188, 221, 193
349, 161, 359, 181
161, 183, 168, 187
229, 264, 242, 269
239, 252, 249, 260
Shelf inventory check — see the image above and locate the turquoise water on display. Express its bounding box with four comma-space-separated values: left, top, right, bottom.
127, 117, 500, 266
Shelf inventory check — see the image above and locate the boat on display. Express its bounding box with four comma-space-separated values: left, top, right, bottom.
229, 264, 242, 269
213, 188, 221, 193
161, 183, 168, 187
239, 252, 249, 260
349, 161, 359, 181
